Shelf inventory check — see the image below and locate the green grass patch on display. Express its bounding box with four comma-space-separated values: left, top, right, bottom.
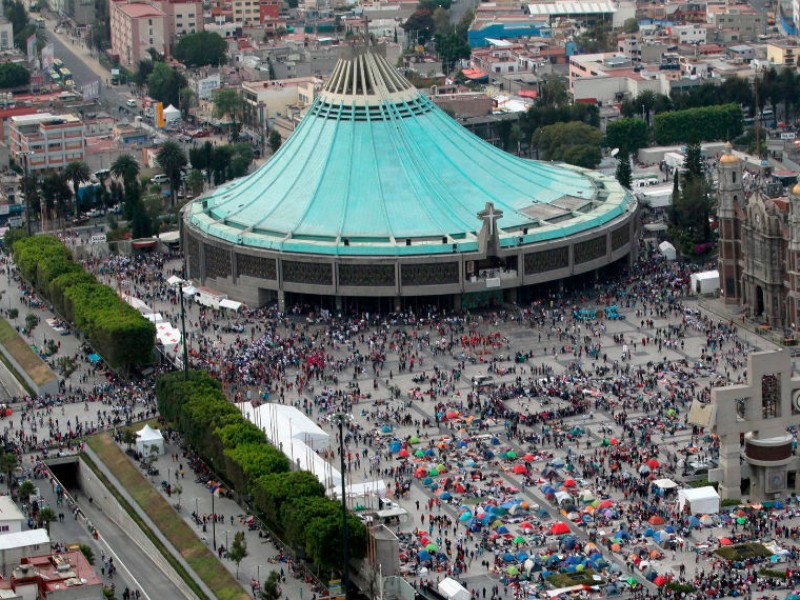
666, 583, 696, 593
0, 318, 54, 387
715, 543, 772, 561
85, 434, 249, 600
547, 570, 601, 587
721, 498, 741, 507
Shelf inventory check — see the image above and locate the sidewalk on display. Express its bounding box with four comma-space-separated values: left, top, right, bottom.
43, 15, 109, 82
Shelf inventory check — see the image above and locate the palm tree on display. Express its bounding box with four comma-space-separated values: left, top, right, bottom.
111, 154, 140, 188
156, 141, 187, 206
63, 161, 91, 219
37, 507, 56, 534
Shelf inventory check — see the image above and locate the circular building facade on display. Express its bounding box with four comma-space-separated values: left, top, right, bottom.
182, 44, 639, 310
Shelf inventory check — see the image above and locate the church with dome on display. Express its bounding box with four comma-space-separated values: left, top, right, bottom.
182, 43, 639, 311
717, 146, 800, 333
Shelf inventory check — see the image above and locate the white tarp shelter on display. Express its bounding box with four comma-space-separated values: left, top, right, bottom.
219, 298, 242, 311
690, 270, 720, 295
182, 285, 198, 297
144, 312, 165, 324
658, 241, 677, 261
438, 577, 470, 600
136, 424, 165, 456
163, 104, 181, 122
652, 478, 678, 490
677, 486, 720, 515
155, 322, 181, 353
166, 275, 183, 286
238, 402, 386, 501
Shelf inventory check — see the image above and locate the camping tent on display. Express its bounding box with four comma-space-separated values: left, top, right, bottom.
677, 486, 720, 515
136, 424, 165, 456
690, 270, 720, 295
438, 578, 470, 600
163, 104, 181, 122
658, 241, 677, 261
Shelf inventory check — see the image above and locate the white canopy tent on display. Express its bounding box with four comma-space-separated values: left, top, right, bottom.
136, 424, 165, 456
163, 104, 181, 122
652, 478, 678, 490
690, 270, 720, 295
677, 486, 720, 515
658, 241, 677, 261
238, 402, 386, 502
166, 275, 183, 286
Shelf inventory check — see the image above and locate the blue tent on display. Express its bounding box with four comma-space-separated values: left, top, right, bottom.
382, 425, 392, 433
441, 492, 452, 500
643, 528, 654, 537
390, 441, 401, 453
503, 553, 516, 562
417, 550, 431, 561
497, 525, 509, 534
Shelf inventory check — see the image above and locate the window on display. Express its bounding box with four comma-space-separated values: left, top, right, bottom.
0, 525, 9, 533
762, 373, 781, 419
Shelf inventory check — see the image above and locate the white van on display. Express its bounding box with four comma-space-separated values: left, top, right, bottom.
151, 174, 169, 184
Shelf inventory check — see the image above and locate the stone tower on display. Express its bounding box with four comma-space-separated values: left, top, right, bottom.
717, 143, 744, 303
786, 183, 800, 329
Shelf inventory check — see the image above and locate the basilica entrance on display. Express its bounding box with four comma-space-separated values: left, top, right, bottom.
756, 286, 765, 316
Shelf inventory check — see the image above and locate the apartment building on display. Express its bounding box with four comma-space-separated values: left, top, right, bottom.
241, 77, 322, 129
0, 18, 13, 51
110, 0, 166, 70
9, 113, 85, 172
232, 0, 260, 25
767, 40, 798, 66
153, 0, 204, 43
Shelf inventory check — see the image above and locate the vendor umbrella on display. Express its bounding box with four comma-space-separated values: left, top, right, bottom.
398, 449, 409, 457
513, 536, 525, 545
512, 465, 528, 475
648, 515, 664, 525
426, 543, 438, 552
507, 566, 519, 576
719, 537, 733, 546
646, 458, 660, 469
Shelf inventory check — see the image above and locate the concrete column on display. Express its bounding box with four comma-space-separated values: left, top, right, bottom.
335, 295, 343, 311
506, 287, 518, 304
394, 296, 402, 312
277, 289, 285, 312
453, 294, 462, 310
717, 437, 742, 499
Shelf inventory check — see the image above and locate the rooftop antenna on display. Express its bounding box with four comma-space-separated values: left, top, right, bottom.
362, 9, 370, 45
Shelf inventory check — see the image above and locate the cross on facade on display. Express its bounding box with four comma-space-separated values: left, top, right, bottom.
477, 202, 503, 236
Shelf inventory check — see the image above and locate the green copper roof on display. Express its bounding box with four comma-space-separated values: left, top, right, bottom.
187, 45, 633, 257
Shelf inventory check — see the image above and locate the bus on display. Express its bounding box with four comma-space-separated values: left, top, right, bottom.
53, 58, 63, 69
59, 68, 72, 80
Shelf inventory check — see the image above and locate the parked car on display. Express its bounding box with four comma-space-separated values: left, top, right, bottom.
191, 129, 210, 138
126, 98, 137, 107
151, 174, 169, 184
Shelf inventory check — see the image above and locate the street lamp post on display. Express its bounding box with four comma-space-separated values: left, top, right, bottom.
211, 488, 217, 550
335, 412, 350, 600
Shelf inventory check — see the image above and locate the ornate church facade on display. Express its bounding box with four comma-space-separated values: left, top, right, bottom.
717, 147, 800, 332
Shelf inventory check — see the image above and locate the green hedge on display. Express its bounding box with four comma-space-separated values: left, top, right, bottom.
11, 236, 155, 369
156, 371, 367, 576
654, 103, 743, 145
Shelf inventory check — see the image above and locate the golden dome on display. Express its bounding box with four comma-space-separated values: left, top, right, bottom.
720, 152, 740, 164
792, 182, 800, 196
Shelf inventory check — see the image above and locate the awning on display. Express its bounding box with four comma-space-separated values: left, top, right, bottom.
132, 238, 158, 249
89, 353, 102, 362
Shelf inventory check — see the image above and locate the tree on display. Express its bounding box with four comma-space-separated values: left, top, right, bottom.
402, 9, 435, 45
111, 154, 140, 187
435, 31, 470, 73
604, 118, 648, 156
622, 17, 639, 33
615, 153, 632, 189
122, 429, 136, 450
156, 141, 187, 206
0, 62, 29, 88
260, 572, 281, 600
37, 507, 56, 534
40, 172, 72, 230
63, 161, 91, 218
432, 6, 450, 33
178, 86, 196, 119
147, 62, 188, 107
229, 531, 248, 578
4, 1, 28, 38
187, 169, 205, 197
268, 130, 282, 154
130, 201, 154, 238
173, 31, 228, 67
537, 79, 569, 108
17, 479, 35, 504
132, 59, 154, 96
78, 544, 95, 565
682, 140, 704, 183
24, 312, 38, 332
0, 452, 19, 492
531, 121, 603, 168
212, 88, 244, 142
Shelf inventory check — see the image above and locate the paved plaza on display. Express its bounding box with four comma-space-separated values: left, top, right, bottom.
3, 248, 800, 600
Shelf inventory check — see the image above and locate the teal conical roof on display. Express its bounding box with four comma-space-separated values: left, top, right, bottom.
186, 44, 631, 256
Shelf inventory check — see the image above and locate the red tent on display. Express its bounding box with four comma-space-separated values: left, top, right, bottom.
550, 522, 570, 535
